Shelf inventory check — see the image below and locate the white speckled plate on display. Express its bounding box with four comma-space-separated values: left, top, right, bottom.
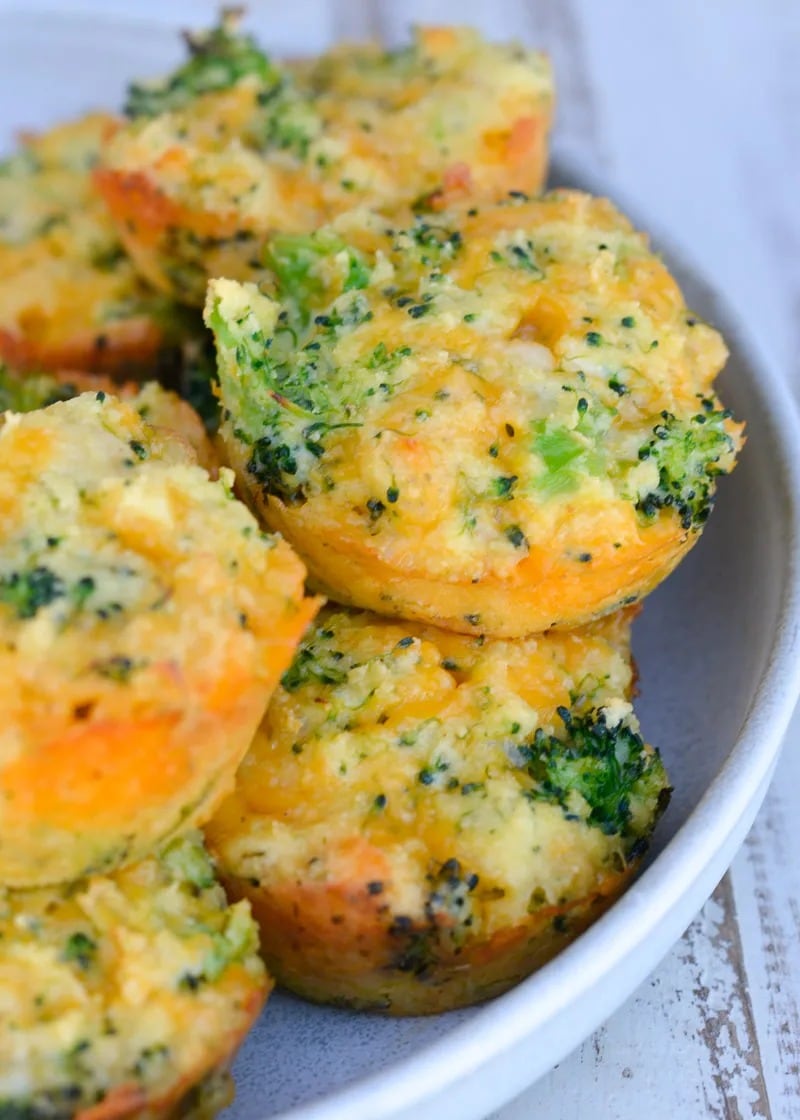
2, 8, 800, 1120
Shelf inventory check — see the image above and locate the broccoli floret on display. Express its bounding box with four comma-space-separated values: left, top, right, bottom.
386, 859, 478, 977
402, 218, 463, 267
255, 82, 322, 159
124, 12, 321, 159
244, 416, 361, 502
388, 922, 436, 977
125, 12, 279, 118
264, 232, 371, 319
531, 400, 612, 496
197, 903, 259, 984
94, 655, 138, 683
522, 706, 670, 844
0, 567, 66, 619
161, 834, 217, 892
62, 932, 97, 971
0, 365, 75, 413
281, 635, 349, 692
264, 234, 328, 309
0, 565, 111, 621
247, 437, 304, 505
207, 284, 378, 502
634, 404, 738, 531
489, 235, 544, 277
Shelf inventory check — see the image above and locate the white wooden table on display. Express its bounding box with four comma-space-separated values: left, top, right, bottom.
3, 1, 799, 1115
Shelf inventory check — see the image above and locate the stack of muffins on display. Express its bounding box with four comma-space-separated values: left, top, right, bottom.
199, 189, 741, 1015
0, 11, 742, 1116
101, 15, 739, 1015
0, 379, 319, 1115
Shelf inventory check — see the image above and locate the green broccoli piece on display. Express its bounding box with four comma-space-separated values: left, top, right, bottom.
161, 834, 217, 892
197, 903, 259, 984
281, 633, 349, 692
62, 932, 97, 971
634, 403, 738, 531
0, 567, 66, 619
255, 82, 322, 159
386, 859, 479, 977
531, 421, 587, 496
0, 365, 76, 413
264, 231, 371, 318
125, 12, 279, 118
531, 400, 611, 497
404, 218, 463, 266
247, 437, 305, 505
387, 925, 437, 977
522, 706, 670, 845
489, 236, 544, 277
207, 285, 370, 503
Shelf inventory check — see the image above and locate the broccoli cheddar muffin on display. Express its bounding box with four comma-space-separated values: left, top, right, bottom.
206, 193, 743, 637
0, 833, 269, 1120
0, 362, 217, 472
0, 392, 318, 886
97, 15, 553, 304
206, 606, 670, 1015
0, 113, 191, 375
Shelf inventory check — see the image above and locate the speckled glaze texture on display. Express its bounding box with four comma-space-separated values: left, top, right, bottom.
2, 14, 800, 1120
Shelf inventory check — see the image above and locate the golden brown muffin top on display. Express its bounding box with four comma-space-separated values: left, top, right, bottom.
206, 193, 742, 593
102, 17, 552, 232
0, 393, 313, 871
0, 391, 296, 698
